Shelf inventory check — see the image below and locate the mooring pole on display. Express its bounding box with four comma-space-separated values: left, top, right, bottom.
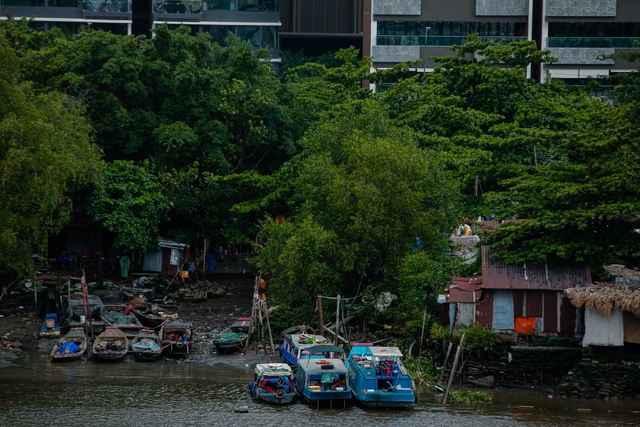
334, 295, 340, 346
317, 295, 324, 336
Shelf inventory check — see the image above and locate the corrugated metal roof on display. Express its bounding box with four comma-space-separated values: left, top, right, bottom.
481, 245, 591, 290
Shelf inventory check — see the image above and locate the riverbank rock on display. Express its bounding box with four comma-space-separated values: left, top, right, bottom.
554, 359, 640, 399
468, 375, 494, 388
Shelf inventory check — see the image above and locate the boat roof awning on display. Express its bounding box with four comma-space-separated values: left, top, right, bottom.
369, 347, 403, 357
304, 344, 344, 354
255, 363, 292, 376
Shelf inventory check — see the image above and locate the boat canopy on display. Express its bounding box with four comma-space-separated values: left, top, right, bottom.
255, 363, 293, 377
304, 344, 344, 355
369, 347, 403, 358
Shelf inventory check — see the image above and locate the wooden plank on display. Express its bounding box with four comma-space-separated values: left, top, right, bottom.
543, 291, 558, 333
526, 291, 543, 317
560, 295, 576, 335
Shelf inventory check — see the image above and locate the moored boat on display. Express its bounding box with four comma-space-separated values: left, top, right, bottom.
295, 344, 352, 409
345, 343, 417, 409
212, 318, 250, 354
249, 363, 296, 404
281, 332, 331, 367
40, 313, 61, 338
50, 328, 88, 362
102, 296, 144, 338
92, 326, 129, 361
131, 330, 163, 361
160, 322, 193, 356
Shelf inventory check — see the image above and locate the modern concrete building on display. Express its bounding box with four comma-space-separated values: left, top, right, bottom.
0, 0, 281, 57
365, 0, 640, 84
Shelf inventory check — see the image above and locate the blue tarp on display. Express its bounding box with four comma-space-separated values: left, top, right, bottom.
60, 342, 78, 354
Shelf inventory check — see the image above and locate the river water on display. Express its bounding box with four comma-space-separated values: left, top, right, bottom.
1, 351, 638, 427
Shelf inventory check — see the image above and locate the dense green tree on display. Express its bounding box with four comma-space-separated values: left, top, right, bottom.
89, 161, 172, 256
0, 33, 102, 280
257, 101, 459, 325
2, 20, 306, 242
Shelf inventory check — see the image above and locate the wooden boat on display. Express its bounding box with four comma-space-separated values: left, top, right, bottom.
249, 363, 296, 404
295, 344, 352, 408
102, 296, 144, 338
92, 326, 129, 361
50, 328, 88, 362
212, 318, 250, 354
60, 293, 105, 334
131, 330, 163, 361
40, 313, 61, 338
281, 332, 330, 367
160, 322, 193, 355
131, 306, 174, 329
346, 343, 417, 409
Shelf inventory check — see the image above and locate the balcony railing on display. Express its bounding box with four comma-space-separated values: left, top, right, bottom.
548, 38, 640, 48
376, 35, 527, 47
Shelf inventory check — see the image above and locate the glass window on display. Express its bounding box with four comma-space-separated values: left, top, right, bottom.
206, 25, 234, 45
237, 25, 277, 49
239, 0, 276, 12
82, 0, 130, 12
154, 0, 202, 13
206, 0, 235, 10
4, 0, 45, 6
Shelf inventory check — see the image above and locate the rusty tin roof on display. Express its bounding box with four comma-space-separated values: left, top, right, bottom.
481, 245, 591, 290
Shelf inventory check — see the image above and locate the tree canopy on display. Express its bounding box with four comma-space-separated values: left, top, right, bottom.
0, 31, 102, 279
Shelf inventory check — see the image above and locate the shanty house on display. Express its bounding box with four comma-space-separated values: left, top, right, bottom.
565, 265, 640, 348
444, 245, 592, 340
133, 238, 189, 277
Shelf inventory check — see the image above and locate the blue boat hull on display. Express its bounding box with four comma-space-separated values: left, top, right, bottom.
249, 381, 296, 404
351, 388, 415, 408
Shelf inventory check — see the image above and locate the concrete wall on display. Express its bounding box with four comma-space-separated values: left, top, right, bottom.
371, 45, 421, 62
548, 47, 615, 65
372, 0, 421, 15
475, 0, 528, 16
546, 0, 616, 18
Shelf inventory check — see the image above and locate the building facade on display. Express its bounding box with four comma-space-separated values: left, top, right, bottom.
0, 0, 281, 57
365, 0, 640, 84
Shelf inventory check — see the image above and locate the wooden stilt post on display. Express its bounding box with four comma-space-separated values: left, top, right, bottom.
437, 342, 453, 386
317, 295, 324, 336
442, 332, 465, 406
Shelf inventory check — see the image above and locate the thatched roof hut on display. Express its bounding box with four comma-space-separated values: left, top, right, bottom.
603, 264, 640, 285
565, 283, 640, 317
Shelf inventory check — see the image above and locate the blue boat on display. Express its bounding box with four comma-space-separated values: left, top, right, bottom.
249, 363, 296, 404
280, 332, 331, 367
40, 313, 61, 338
345, 343, 417, 409
295, 344, 352, 409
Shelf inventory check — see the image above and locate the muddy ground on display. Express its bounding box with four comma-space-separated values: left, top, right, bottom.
0, 273, 277, 368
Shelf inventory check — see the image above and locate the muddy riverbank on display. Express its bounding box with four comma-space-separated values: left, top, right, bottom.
0, 273, 267, 367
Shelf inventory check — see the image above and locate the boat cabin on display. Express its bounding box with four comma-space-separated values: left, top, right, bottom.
281, 333, 330, 366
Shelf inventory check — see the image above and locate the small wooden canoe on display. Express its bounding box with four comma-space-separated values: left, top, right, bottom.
92, 326, 129, 361
50, 328, 88, 362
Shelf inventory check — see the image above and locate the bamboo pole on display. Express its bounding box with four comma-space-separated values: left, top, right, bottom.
317, 295, 324, 336
417, 306, 427, 376
334, 295, 340, 346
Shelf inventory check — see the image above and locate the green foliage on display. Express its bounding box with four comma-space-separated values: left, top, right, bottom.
449, 390, 492, 405
257, 100, 459, 324
0, 31, 102, 281
429, 323, 449, 345
403, 355, 438, 385
89, 161, 172, 255
459, 324, 500, 355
